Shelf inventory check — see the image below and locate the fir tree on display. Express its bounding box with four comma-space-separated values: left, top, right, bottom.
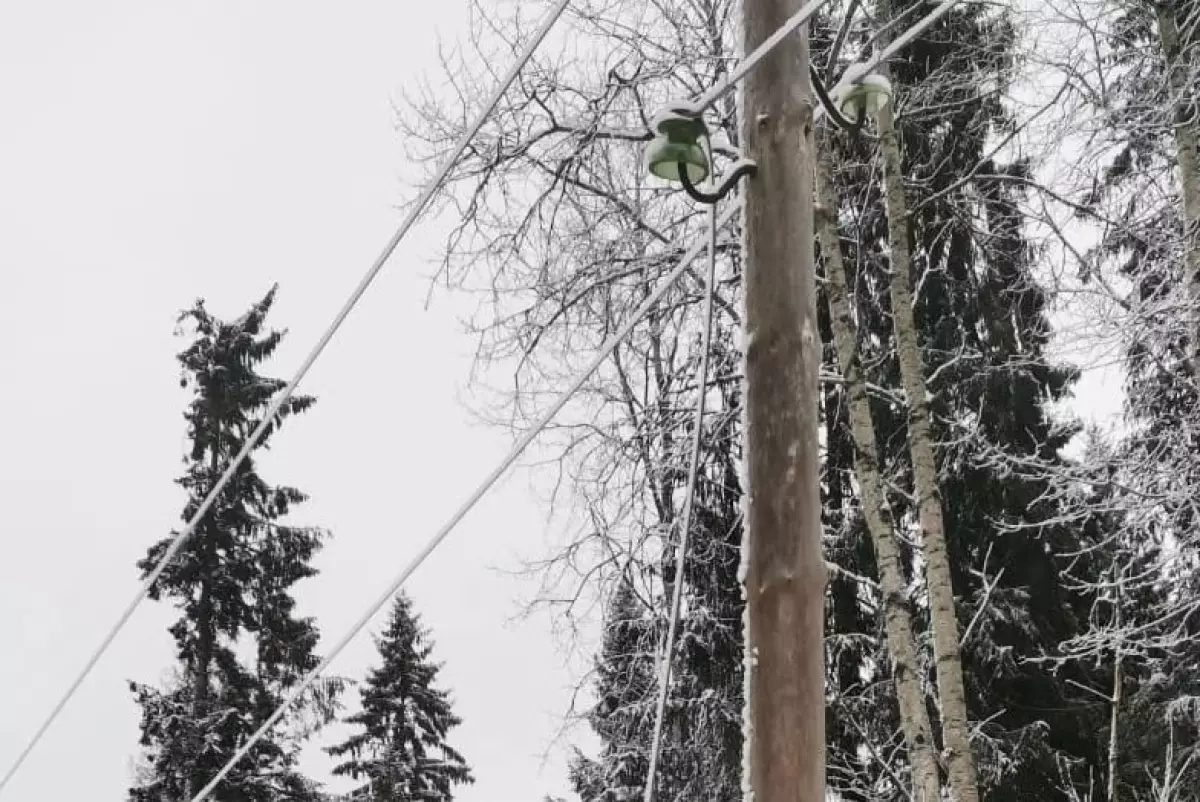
571, 423, 746, 802
569, 580, 658, 802
1062, 1, 1200, 794
129, 286, 334, 802
327, 593, 473, 802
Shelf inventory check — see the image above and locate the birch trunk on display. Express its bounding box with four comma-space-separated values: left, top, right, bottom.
1107, 600, 1123, 802
186, 583, 215, 801
816, 146, 942, 802
1155, 3, 1200, 371
877, 92, 981, 802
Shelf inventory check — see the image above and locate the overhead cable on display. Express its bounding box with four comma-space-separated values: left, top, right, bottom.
0, 0, 969, 794
816, 0, 966, 125
642, 202, 720, 802
695, 0, 832, 111
692, 0, 963, 119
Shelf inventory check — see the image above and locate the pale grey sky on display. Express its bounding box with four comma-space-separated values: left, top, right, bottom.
0, 3, 592, 801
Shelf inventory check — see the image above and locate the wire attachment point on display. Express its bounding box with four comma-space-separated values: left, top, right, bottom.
679, 157, 758, 204
644, 100, 756, 205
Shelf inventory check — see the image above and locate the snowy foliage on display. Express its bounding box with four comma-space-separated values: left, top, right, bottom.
129, 287, 338, 802
327, 593, 474, 802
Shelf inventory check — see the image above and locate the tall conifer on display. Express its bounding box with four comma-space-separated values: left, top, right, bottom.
327, 593, 473, 802
130, 286, 333, 802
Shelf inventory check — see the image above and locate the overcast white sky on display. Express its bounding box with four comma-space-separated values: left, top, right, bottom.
0, 3, 594, 801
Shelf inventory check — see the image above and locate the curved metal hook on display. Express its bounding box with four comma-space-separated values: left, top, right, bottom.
810, 65, 866, 133
678, 158, 758, 204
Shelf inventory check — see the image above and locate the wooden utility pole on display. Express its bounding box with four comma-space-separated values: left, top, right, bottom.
740, 0, 824, 801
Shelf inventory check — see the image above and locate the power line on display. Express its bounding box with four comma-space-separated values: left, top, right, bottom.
696, 0, 831, 111
693, 0, 963, 118
871, 0, 962, 73
188, 201, 743, 802
814, 0, 966, 126
0, 0, 571, 794
643, 202, 720, 802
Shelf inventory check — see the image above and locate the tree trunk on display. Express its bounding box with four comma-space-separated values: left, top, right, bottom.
186, 447, 221, 801
1107, 576, 1124, 802
877, 90, 980, 802
815, 146, 942, 802
186, 580, 215, 801
740, 1, 825, 801
1155, 3, 1200, 372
